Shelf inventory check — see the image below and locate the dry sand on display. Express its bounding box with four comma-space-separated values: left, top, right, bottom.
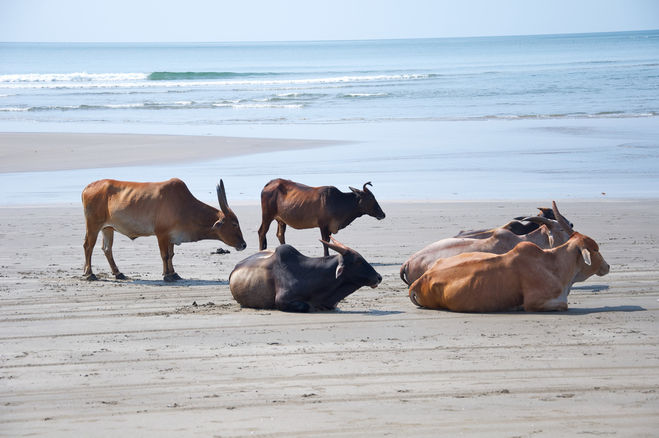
0, 132, 657, 436
1, 199, 658, 437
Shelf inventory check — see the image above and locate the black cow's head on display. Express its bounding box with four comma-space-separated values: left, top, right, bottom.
349, 182, 385, 220
320, 238, 382, 288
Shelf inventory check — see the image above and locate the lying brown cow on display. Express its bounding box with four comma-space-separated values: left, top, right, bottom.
400, 202, 572, 285
258, 178, 385, 256
82, 178, 246, 282
408, 231, 610, 312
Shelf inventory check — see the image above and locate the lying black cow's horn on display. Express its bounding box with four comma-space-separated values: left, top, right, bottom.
363, 181, 373, 192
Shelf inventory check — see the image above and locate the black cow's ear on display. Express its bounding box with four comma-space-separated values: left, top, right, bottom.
349, 186, 361, 194
212, 218, 224, 229
335, 262, 344, 278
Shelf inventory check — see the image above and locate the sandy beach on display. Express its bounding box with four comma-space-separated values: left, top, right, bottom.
0, 132, 657, 437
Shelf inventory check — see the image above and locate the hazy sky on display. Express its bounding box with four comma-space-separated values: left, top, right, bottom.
1, 0, 658, 42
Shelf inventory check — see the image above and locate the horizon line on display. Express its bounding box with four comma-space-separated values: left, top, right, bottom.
2, 28, 658, 45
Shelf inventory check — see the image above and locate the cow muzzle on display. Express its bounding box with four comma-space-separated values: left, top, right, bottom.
370, 274, 382, 288
236, 242, 247, 251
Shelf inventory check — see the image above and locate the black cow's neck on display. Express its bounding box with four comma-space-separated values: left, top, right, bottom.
337, 191, 363, 230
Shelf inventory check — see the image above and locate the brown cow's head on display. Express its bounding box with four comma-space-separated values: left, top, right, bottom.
349, 182, 386, 220
571, 232, 610, 282
320, 238, 382, 288
211, 180, 247, 251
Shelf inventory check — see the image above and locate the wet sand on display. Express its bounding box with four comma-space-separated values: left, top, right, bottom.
0, 132, 335, 173
1, 198, 658, 436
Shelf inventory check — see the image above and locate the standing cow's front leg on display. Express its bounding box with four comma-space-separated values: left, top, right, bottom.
276, 220, 287, 245
157, 234, 178, 282
320, 226, 331, 257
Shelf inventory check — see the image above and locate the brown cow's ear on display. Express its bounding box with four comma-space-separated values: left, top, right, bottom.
581, 248, 592, 266
212, 218, 224, 229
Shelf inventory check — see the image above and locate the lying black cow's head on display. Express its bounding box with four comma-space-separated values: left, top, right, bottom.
320, 238, 382, 288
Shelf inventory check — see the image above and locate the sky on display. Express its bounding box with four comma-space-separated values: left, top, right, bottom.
1, 0, 658, 42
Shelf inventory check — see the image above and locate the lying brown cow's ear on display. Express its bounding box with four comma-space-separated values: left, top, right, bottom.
581, 248, 592, 266
212, 218, 224, 229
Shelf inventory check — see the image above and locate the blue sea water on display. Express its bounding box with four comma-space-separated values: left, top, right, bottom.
1, 31, 658, 128
1, 31, 658, 204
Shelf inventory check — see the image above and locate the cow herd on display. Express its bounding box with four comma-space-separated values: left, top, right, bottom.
81, 177, 610, 313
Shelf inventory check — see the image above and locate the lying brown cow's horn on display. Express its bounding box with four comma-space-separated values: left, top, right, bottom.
552, 201, 572, 232
521, 216, 554, 226
363, 181, 373, 192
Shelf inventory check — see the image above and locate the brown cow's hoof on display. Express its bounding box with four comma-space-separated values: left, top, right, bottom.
163, 273, 182, 282
84, 273, 98, 281
115, 273, 127, 280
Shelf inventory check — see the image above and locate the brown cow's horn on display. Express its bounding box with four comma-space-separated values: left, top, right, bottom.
216, 179, 230, 214
363, 181, 373, 192
552, 201, 572, 232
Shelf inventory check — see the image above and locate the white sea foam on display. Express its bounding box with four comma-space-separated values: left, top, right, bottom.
0, 73, 431, 90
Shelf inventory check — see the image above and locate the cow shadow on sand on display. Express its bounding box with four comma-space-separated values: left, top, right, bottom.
82, 276, 228, 287
333, 309, 404, 316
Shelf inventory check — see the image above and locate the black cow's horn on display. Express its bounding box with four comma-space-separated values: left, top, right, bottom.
363, 181, 373, 192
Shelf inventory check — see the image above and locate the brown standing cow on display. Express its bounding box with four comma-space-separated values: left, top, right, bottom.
257, 178, 385, 256
82, 178, 246, 282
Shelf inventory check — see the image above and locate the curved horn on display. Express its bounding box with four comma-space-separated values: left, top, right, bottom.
552, 201, 572, 232
319, 238, 348, 255
216, 179, 230, 214
521, 216, 554, 226
363, 181, 373, 192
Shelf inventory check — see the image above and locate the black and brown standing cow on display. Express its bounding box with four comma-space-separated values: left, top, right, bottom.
257, 178, 385, 256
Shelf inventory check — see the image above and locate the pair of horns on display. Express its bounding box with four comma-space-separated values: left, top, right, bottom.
216, 179, 230, 214
319, 237, 350, 255
349, 181, 373, 193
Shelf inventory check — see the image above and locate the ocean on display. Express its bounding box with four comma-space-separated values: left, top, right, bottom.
1, 31, 658, 203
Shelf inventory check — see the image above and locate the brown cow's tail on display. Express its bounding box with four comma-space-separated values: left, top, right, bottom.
400, 262, 410, 285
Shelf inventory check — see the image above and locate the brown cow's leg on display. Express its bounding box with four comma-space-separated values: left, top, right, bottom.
258, 215, 273, 250
320, 227, 331, 257
83, 222, 101, 281
101, 227, 126, 280
157, 235, 177, 282
276, 221, 287, 245
168, 242, 181, 281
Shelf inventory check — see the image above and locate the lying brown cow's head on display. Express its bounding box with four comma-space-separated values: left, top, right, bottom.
212, 180, 247, 251
571, 232, 610, 282
521, 201, 574, 247
349, 182, 386, 221
320, 238, 382, 288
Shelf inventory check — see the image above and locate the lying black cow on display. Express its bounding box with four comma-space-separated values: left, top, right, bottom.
229, 238, 382, 312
